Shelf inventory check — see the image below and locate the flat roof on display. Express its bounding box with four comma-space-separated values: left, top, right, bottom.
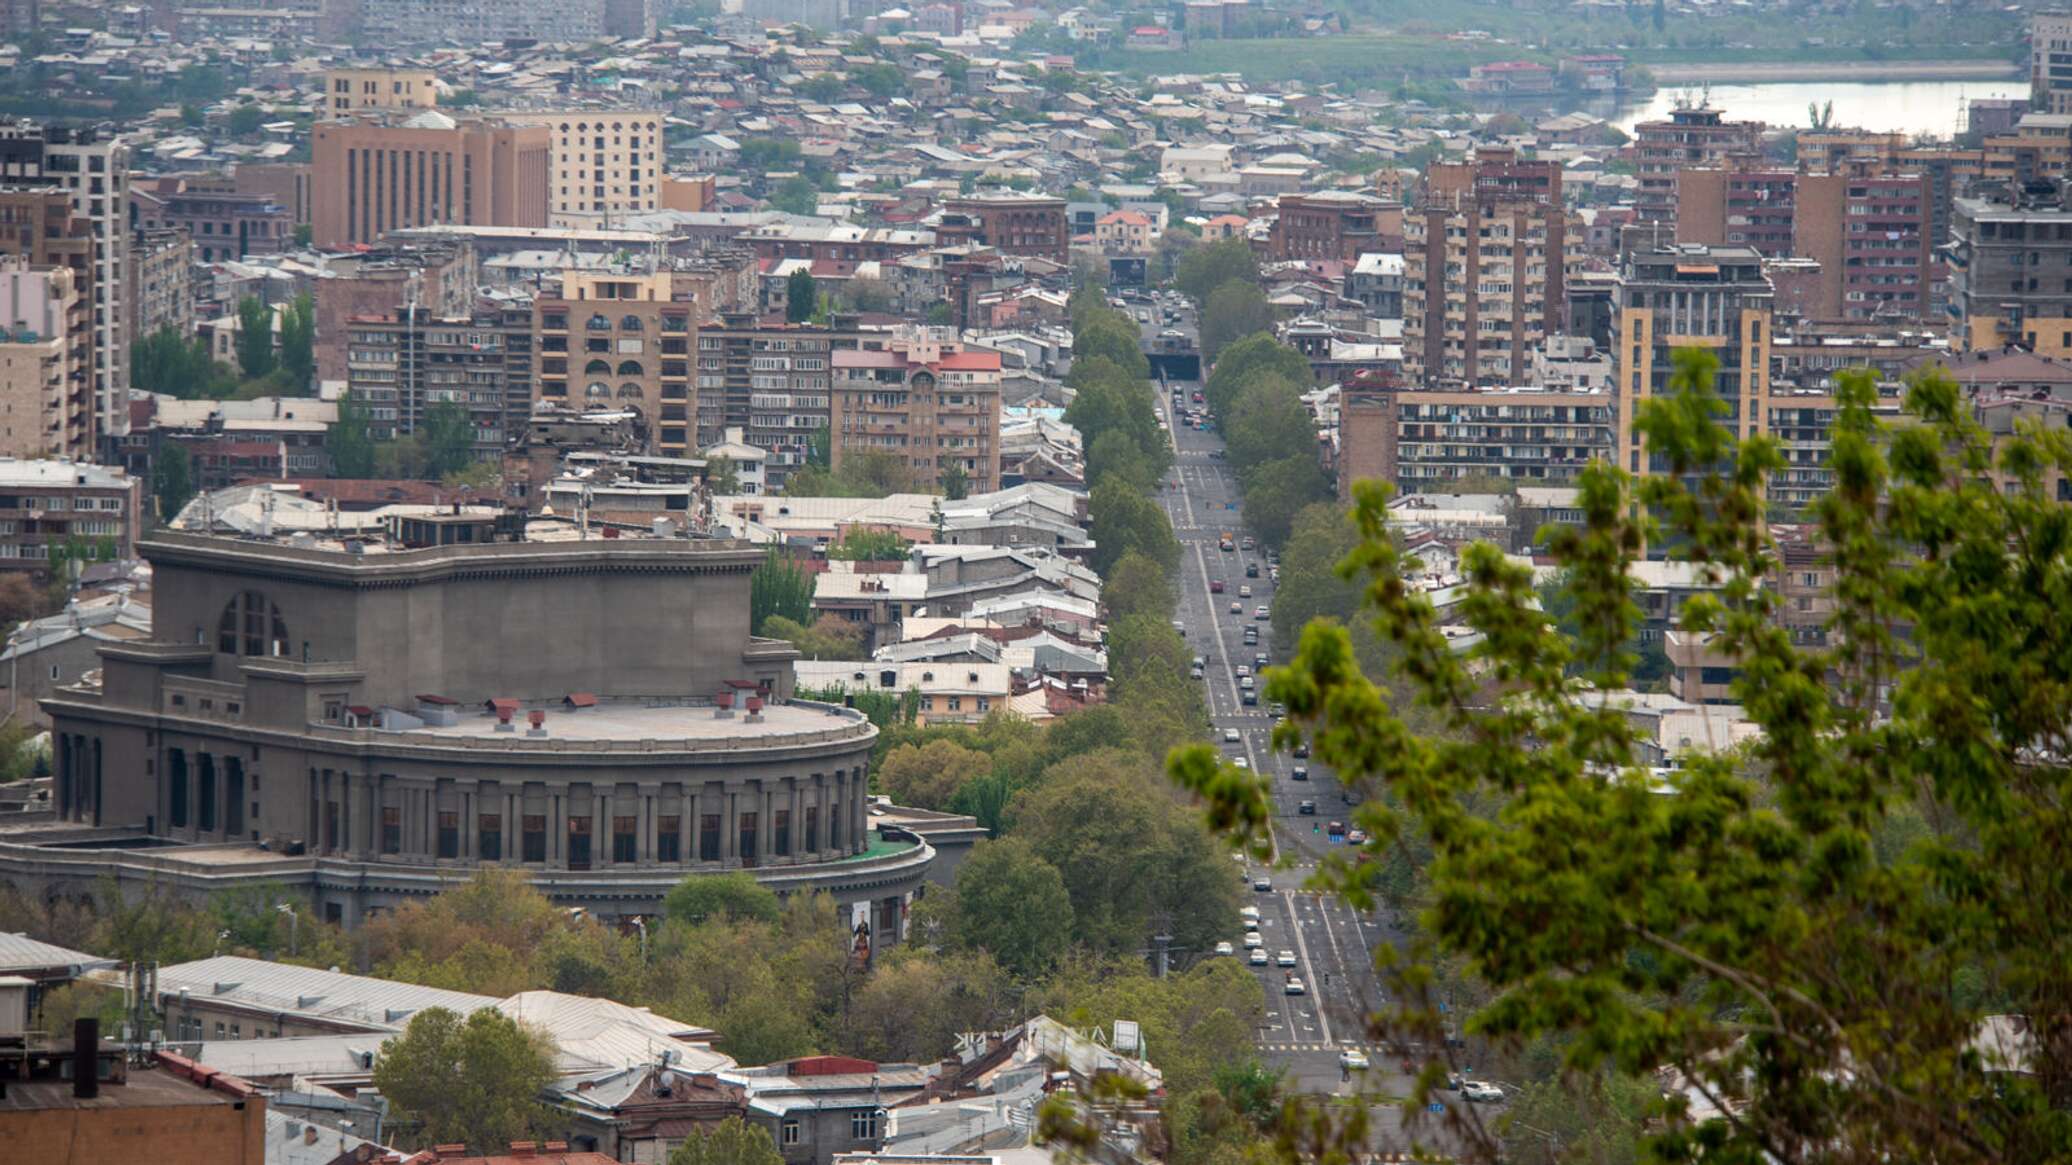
401, 699, 868, 745
0, 1066, 238, 1113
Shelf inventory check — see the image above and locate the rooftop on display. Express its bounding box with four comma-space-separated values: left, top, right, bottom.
388, 698, 870, 748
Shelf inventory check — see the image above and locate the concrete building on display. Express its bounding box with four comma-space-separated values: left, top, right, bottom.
1406, 149, 1567, 387
1344, 252, 1405, 317
533, 270, 696, 456
17, 524, 945, 930
229, 162, 313, 230
503, 111, 667, 228
1792, 170, 1933, 323
0, 121, 133, 439
693, 316, 863, 488
1337, 381, 1615, 496
321, 66, 440, 116
0, 261, 90, 459
1630, 106, 1765, 222
1947, 179, 2072, 356
1610, 244, 1774, 475
310, 113, 551, 249
0, 1043, 267, 1165
935, 194, 1069, 266
311, 241, 479, 384
126, 228, 194, 344
1674, 164, 1799, 257
0, 590, 151, 728
2035, 10, 2072, 115
1267, 190, 1393, 263
0, 457, 139, 571
831, 331, 1003, 493
344, 305, 530, 456
132, 182, 291, 264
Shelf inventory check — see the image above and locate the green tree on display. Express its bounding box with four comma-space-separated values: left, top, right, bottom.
772, 175, 819, 217
1176, 351, 2072, 1163
749, 548, 815, 634
663, 871, 783, 928
706, 454, 741, 494
939, 461, 970, 501
1089, 475, 1181, 577
845, 948, 1014, 1063
1204, 334, 1311, 422
1102, 549, 1176, 625
1072, 313, 1149, 380
1199, 281, 1273, 365
948, 836, 1075, 979
1224, 376, 1317, 473
130, 325, 226, 398
828, 527, 909, 561
420, 400, 476, 479
667, 1116, 786, 1165
277, 292, 314, 390
329, 391, 377, 479
761, 613, 864, 660
226, 103, 264, 135
1237, 455, 1329, 551
374, 1007, 554, 1151
234, 296, 275, 378
786, 268, 820, 323
152, 444, 195, 523
1175, 238, 1259, 306
877, 738, 991, 809
1085, 429, 1160, 494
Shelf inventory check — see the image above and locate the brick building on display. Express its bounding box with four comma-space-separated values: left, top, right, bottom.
1405, 149, 1569, 387
936, 194, 1069, 266
832, 330, 1003, 492
1266, 190, 1394, 263
533, 270, 697, 455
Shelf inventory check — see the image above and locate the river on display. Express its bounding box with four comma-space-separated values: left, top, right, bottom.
1609, 79, 2024, 137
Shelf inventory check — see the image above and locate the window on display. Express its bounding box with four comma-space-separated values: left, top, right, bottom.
612, 815, 637, 863
568, 815, 592, 870
479, 814, 502, 861
700, 813, 722, 861
805, 805, 818, 853
217, 591, 287, 656
657, 816, 681, 862
382, 806, 401, 854
437, 810, 459, 859
774, 809, 791, 857
620, 315, 643, 331
851, 1109, 881, 1141
522, 814, 546, 862
782, 1119, 801, 1146
739, 812, 759, 867
586, 314, 610, 330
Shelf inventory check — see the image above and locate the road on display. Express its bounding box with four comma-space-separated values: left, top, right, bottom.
1126, 292, 1407, 1099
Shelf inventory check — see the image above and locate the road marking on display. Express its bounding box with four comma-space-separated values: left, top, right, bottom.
1282, 888, 1332, 1045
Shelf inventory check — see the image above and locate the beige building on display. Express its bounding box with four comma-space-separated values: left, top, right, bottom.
831, 331, 1002, 493
1609, 244, 1774, 476
0, 261, 88, 459
1337, 381, 1614, 497
505, 111, 666, 227
533, 270, 697, 455
310, 113, 551, 249
322, 67, 439, 115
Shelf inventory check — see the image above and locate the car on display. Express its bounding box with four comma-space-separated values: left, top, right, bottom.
1218, 538, 1234, 551
1248, 948, 1269, 966
1241, 690, 1258, 706
1327, 821, 1346, 837
1190, 666, 1205, 680
1242, 916, 1260, 932
1172, 620, 1187, 637
1245, 562, 1260, 578
1253, 876, 1272, 891
1241, 536, 1255, 550
1235, 664, 1251, 678
1292, 741, 1309, 758
1462, 1082, 1504, 1103
1253, 652, 1269, 667
1284, 976, 1306, 996
1291, 765, 1308, 781
1298, 800, 1316, 815
1193, 655, 1207, 669
1239, 677, 1255, 691
1213, 941, 1235, 957
1229, 601, 1243, 614
1223, 728, 1242, 743
1243, 932, 1264, 949
1209, 579, 1225, 594
1239, 905, 1260, 921
1233, 756, 1249, 768
1268, 702, 1286, 717
1239, 584, 1253, 598
1347, 828, 1368, 844
1339, 1049, 1370, 1072
1255, 607, 1270, 620
1276, 949, 1297, 967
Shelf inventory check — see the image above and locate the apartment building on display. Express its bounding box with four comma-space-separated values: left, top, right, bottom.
1793, 171, 1933, 323
311, 242, 479, 383
1609, 244, 1775, 475
127, 228, 194, 343
1674, 165, 1799, 256
533, 271, 696, 455
322, 67, 439, 116
1267, 191, 1395, 263
0, 262, 89, 458
1947, 179, 2072, 357
693, 315, 864, 490
1405, 149, 1569, 387
503, 111, 666, 228
344, 305, 529, 457
310, 113, 551, 249
0, 121, 132, 438
2035, 10, 2072, 115
936, 194, 1070, 266
1630, 106, 1765, 221
831, 331, 1003, 493
0, 457, 139, 571
1338, 380, 1614, 496
131, 182, 291, 263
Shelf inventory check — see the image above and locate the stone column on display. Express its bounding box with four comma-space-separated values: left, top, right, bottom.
854, 767, 869, 849
504, 788, 518, 862
552, 791, 567, 867
595, 790, 611, 864
789, 778, 804, 863
723, 787, 739, 865
677, 786, 693, 865
638, 785, 655, 865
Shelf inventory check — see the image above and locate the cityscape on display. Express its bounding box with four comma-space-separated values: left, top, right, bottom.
0, 0, 2062, 1163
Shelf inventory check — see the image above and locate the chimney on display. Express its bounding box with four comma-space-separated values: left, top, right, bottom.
527, 709, 548, 737
72, 1017, 98, 1099
509, 1143, 538, 1158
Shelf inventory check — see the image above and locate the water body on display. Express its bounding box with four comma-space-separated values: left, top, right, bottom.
1609, 79, 2024, 138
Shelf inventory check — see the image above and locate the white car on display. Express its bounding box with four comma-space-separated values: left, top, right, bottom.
1462, 1081, 1504, 1103
1239, 905, 1261, 922
1223, 728, 1242, 743
1283, 977, 1306, 996
1248, 948, 1269, 966
1243, 932, 1264, 949
1213, 941, 1235, 957
1339, 1049, 1369, 1071
1235, 664, 1251, 678
1276, 950, 1297, 967
1233, 757, 1249, 769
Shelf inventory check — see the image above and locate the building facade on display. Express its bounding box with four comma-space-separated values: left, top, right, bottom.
1630, 106, 1765, 222
344, 305, 529, 457
0, 261, 89, 459
1267, 191, 1392, 263
1406, 149, 1568, 387
322, 67, 440, 116
1947, 180, 2072, 356
831, 332, 1003, 493
132, 184, 291, 264
1338, 381, 1614, 496
26, 528, 931, 930
533, 271, 697, 456
126, 227, 194, 344
2035, 10, 2072, 115
0, 457, 139, 570
1610, 244, 1775, 475
504, 111, 666, 228
935, 194, 1069, 266
693, 316, 862, 490
310, 114, 551, 249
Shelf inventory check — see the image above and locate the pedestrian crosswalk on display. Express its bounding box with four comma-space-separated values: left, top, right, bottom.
1258, 1041, 1389, 1054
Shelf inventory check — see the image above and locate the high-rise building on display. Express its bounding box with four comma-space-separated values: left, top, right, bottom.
1610, 244, 1774, 475
831, 330, 1002, 493
1674, 165, 1799, 256
0, 121, 133, 438
355, 0, 627, 47
1948, 179, 2072, 356
1267, 191, 1396, 263
532, 271, 697, 456
321, 67, 440, 116
1338, 379, 1615, 497
502, 111, 666, 228
127, 228, 195, 345
343, 305, 530, 457
692, 314, 863, 490
1792, 170, 1934, 323
2034, 10, 2072, 115
0, 260, 90, 459
1630, 106, 1765, 222
310, 113, 550, 249
131, 180, 291, 263
1405, 148, 1568, 387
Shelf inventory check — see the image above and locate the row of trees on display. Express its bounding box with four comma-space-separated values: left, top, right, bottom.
130, 295, 316, 401
328, 392, 481, 483
1201, 334, 1334, 550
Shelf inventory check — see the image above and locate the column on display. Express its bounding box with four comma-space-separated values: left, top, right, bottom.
789, 779, 804, 864
552, 791, 567, 866
638, 786, 655, 865
505, 788, 517, 861
595, 790, 611, 864
854, 767, 869, 847
756, 783, 773, 864
677, 787, 693, 865
723, 787, 739, 865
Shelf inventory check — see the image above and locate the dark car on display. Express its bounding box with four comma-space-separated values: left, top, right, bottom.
1245, 562, 1260, 578
1298, 800, 1316, 815
1292, 741, 1309, 758
1292, 766, 1308, 781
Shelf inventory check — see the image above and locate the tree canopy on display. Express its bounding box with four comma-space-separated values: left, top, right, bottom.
1198, 281, 1273, 365
1175, 238, 1260, 306
374, 1007, 555, 1151
668, 1116, 786, 1165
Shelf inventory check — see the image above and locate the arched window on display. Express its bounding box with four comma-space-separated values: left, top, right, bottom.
619, 315, 644, 331
217, 591, 288, 657
584, 358, 611, 374
585, 314, 610, 331
618, 383, 645, 399
586, 382, 610, 398
616, 359, 643, 377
